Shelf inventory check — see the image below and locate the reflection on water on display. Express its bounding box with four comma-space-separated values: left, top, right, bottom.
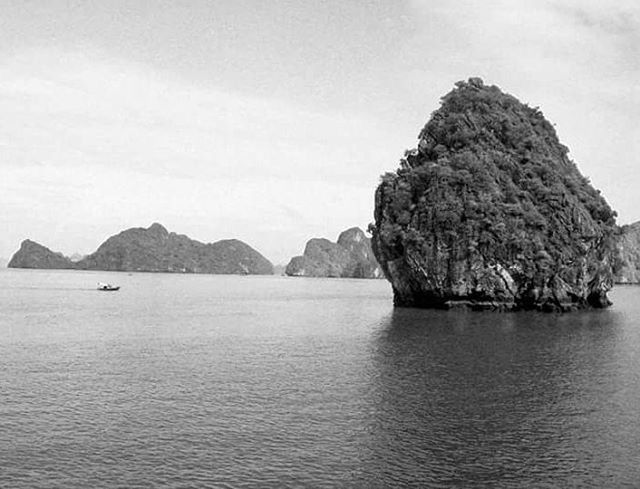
362, 304, 640, 487
2, 270, 640, 487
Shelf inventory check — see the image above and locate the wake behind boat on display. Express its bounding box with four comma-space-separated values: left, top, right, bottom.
97, 282, 120, 291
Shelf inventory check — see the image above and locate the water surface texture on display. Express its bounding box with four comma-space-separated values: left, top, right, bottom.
1, 269, 640, 487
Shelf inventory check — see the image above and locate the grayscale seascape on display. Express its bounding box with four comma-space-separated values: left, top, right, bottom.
2, 2, 639, 487
3, 268, 640, 487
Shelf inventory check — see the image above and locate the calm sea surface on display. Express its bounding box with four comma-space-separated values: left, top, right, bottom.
1, 269, 640, 488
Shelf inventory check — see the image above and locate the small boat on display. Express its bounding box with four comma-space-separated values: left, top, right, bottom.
97, 282, 120, 291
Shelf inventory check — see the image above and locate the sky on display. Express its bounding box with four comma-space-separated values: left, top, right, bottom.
1, 0, 638, 265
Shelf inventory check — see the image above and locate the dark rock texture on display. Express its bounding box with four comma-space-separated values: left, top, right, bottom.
371, 78, 618, 311
615, 222, 640, 283
10, 223, 273, 275
8, 240, 75, 269
285, 227, 383, 278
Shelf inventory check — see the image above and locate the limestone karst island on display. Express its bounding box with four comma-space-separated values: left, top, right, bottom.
285, 227, 382, 278
370, 77, 625, 312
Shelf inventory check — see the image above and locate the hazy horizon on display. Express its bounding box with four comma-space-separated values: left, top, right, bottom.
2, 0, 639, 265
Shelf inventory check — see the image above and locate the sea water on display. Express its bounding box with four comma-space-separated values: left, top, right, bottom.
1, 268, 640, 487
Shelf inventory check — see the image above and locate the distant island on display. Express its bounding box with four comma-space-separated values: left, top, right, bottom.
371, 78, 619, 311
285, 227, 382, 278
616, 222, 640, 284
8, 223, 273, 275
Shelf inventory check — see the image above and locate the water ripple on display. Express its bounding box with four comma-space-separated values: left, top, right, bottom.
1, 271, 640, 487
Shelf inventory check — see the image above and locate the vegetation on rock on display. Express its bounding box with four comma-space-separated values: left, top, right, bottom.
9, 223, 273, 275
285, 227, 383, 278
371, 78, 618, 311
8, 240, 75, 269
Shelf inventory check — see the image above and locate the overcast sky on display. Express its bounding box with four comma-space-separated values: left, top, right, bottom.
1, 0, 638, 264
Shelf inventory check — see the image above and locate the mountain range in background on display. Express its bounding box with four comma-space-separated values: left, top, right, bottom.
8, 223, 273, 275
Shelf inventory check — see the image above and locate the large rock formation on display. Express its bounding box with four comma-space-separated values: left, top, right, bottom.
285, 227, 383, 278
336, 227, 383, 278
9, 223, 273, 275
371, 78, 618, 311
8, 240, 75, 269
615, 222, 640, 283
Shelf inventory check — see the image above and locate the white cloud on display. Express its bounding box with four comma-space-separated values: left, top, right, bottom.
0, 48, 399, 262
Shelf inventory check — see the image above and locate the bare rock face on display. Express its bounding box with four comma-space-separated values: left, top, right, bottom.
285, 227, 383, 278
371, 78, 618, 311
8, 240, 74, 269
615, 222, 640, 283
337, 228, 383, 278
286, 238, 354, 277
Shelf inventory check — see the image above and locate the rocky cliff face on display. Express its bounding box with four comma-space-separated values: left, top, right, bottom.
615, 222, 640, 283
371, 78, 618, 311
285, 227, 383, 278
337, 227, 383, 278
10, 223, 273, 275
8, 240, 75, 269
